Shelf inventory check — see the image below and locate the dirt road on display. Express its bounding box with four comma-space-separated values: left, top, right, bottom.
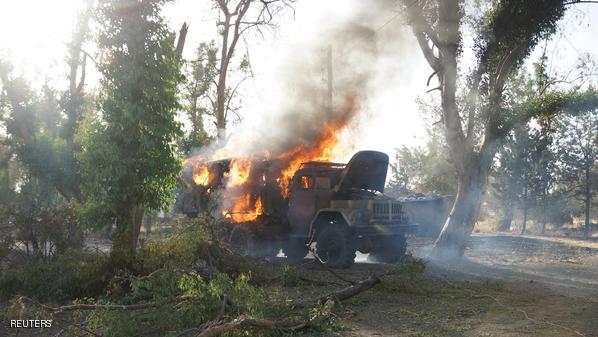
291, 233, 598, 337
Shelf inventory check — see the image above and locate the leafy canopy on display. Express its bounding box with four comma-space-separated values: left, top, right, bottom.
77, 0, 183, 225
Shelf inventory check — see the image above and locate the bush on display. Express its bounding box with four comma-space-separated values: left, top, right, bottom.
84, 271, 290, 337
2, 216, 339, 336
0, 250, 110, 301
394, 257, 427, 280
5, 202, 84, 259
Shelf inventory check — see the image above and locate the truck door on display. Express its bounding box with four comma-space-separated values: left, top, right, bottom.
287, 174, 316, 234
315, 176, 332, 210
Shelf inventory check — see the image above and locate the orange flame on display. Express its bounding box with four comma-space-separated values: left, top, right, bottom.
227, 159, 251, 187
277, 118, 353, 196
225, 194, 264, 222
192, 165, 210, 186
186, 97, 358, 223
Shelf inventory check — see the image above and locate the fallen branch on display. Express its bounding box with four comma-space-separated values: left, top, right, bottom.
317, 275, 380, 304
195, 317, 309, 337
193, 275, 381, 337
298, 275, 344, 286
19, 294, 196, 314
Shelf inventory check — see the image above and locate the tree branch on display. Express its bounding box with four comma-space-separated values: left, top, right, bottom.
193, 275, 380, 337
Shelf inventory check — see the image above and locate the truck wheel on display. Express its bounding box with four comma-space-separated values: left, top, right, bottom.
368, 234, 407, 263
282, 239, 308, 262
316, 226, 356, 269
229, 226, 249, 256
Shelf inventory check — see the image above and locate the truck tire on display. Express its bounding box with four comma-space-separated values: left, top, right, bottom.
368, 234, 407, 263
282, 239, 308, 262
316, 226, 356, 269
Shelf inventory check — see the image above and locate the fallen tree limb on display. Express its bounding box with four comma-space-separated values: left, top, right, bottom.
299, 275, 345, 286
193, 275, 381, 337
317, 275, 380, 305
196, 317, 309, 337
19, 294, 196, 314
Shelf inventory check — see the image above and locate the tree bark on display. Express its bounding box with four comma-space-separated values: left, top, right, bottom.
111, 206, 144, 259
404, 0, 567, 256
214, 0, 251, 140
435, 157, 489, 256
541, 195, 547, 235
521, 184, 528, 235
584, 165, 591, 239
498, 206, 514, 232
215, 14, 230, 138
131, 206, 145, 253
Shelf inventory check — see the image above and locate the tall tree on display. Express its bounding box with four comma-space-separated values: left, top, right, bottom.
0, 0, 92, 202
492, 124, 531, 232
78, 0, 183, 258
493, 57, 553, 233
555, 105, 597, 237
212, 0, 294, 138
402, 0, 598, 255
179, 42, 219, 154
387, 127, 457, 198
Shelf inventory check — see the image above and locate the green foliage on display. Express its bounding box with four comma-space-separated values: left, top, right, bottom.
178, 42, 219, 154
553, 104, 597, 232
85, 270, 286, 337
1, 176, 83, 258
280, 265, 302, 287
492, 56, 598, 232
135, 218, 212, 274
387, 127, 457, 197
477, 0, 565, 76
0, 250, 110, 301
0, 70, 85, 201
77, 218, 293, 336
394, 258, 427, 281
78, 0, 183, 251
134, 216, 274, 284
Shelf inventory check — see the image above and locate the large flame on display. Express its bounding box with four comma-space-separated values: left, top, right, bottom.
185, 97, 357, 223
224, 194, 264, 222
277, 119, 353, 196
192, 165, 210, 186
227, 159, 251, 187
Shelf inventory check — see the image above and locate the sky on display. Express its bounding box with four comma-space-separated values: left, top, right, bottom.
0, 0, 597, 159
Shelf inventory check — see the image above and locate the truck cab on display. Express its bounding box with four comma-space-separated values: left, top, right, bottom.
283, 151, 417, 268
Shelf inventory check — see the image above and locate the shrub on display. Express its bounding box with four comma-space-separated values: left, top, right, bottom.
85, 271, 289, 337
0, 250, 110, 301
394, 257, 427, 280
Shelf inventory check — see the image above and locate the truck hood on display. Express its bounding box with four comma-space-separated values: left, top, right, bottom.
335, 151, 389, 193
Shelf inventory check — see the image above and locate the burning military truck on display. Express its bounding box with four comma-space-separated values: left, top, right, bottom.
179, 150, 417, 268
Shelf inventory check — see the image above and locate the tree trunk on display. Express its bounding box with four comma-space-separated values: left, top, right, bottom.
521, 185, 528, 235
216, 16, 231, 140
584, 166, 591, 239
131, 206, 144, 252
112, 206, 145, 260
435, 160, 488, 257
498, 206, 513, 232
541, 196, 547, 235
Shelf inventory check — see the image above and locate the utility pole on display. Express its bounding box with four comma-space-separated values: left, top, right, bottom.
327, 44, 333, 114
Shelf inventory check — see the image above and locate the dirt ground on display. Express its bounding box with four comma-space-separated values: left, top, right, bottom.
4, 233, 597, 336
82, 232, 598, 336
288, 233, 598, 337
